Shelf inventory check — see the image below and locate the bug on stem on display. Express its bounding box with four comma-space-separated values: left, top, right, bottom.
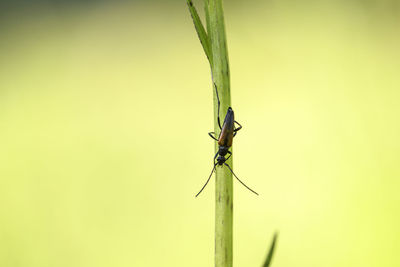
195, 84, 258, 197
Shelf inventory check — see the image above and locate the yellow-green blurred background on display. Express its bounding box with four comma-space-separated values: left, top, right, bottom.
1, 0, 399, 266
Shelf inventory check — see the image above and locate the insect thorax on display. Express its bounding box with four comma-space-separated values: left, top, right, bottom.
218, 146, 229, 156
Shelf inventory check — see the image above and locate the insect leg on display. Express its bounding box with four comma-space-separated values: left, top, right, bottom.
208, 132, 218, 141
234, 121, 242, 132
214, 83, 222, 130
224, 163, 259, 196
196, 162, 218, 197
225, 150, 232, 161
213, 151, 219, 161
233, 121, 242, 137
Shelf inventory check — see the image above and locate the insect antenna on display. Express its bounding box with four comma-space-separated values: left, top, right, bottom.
195, 162, 218, 197
213, 82, 222, 130
224, 163, 259, 196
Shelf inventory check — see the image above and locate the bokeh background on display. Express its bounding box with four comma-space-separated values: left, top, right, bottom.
1, 0, 399, 266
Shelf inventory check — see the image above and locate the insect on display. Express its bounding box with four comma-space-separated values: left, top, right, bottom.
195, 84, 258, 197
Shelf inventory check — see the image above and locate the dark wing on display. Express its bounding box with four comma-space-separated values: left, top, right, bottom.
218, 108, 235, 147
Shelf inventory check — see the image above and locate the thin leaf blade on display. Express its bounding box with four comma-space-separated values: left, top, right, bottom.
186, 0, 212, 65
263, 232, 278, 267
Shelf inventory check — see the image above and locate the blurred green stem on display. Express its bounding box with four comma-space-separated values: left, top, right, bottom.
187, 0, 232, 266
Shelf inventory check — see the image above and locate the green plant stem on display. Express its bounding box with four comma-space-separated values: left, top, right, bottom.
187, 0, 233, 265
188, 2, 278, 266
205, 0, 233, 266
